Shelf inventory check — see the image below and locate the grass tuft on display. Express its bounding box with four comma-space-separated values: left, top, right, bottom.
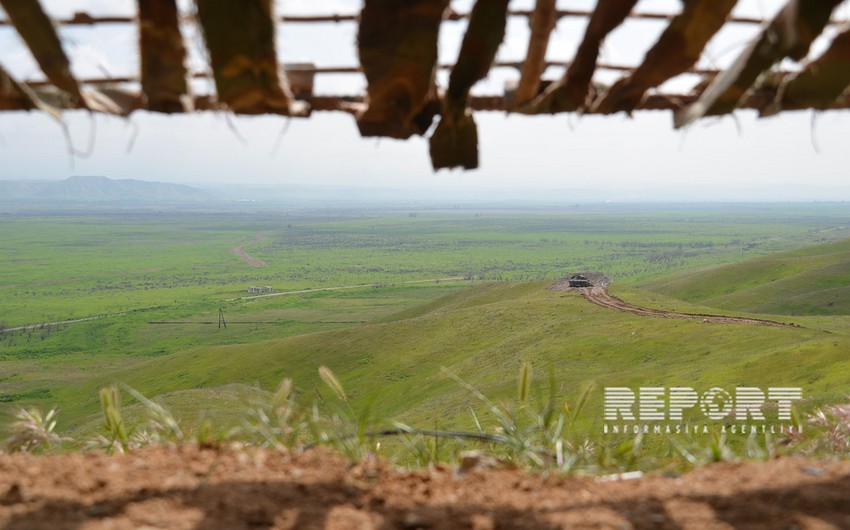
2, 407, 63, 453
318, 366, 347, 402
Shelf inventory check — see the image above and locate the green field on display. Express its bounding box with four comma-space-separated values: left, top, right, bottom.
2, 203, 850, 445
640, 237, 850, 316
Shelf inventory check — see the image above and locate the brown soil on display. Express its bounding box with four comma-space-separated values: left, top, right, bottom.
551, 276, 797, 328
232, 234, 268, 268
1, 446, 849, 529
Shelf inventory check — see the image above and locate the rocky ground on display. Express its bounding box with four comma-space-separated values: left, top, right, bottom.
1, 445, 849, 529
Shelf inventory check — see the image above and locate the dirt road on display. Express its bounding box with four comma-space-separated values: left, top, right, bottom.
232, 234, 268, 267
579, 285, 797, 328
232, 277, 467, 301
0, 315, 116, 335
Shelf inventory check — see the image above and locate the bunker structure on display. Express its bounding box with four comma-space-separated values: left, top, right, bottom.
568, 274, 593, 288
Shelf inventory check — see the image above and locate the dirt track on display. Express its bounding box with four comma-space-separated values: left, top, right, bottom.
1, 445, 849, 529
567, 284, 797, 329
232, 234, 268, 267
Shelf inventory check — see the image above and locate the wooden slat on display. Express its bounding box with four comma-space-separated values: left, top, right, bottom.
356, 0, 449, 139
0, 63, 35, 111
524, 0, 638, 113
195, 0, 303, 115
0, 0, 84, 105
0, 62, 66, 119
0, 9, 784, 27
513, 0, 557, 107
430, 0, 510, 170
762, 23, 850, 115
594, 0, 737, 115
18, 61, 730, 90
674, 0, 844, 128
138, 0, 190, 113
3, 89, 850, 114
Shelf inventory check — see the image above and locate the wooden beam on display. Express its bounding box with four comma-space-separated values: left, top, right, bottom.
0, 9, 785, 27
513, 0, 557, 107
593, 0, 737, 115
0, 0, 84, 105
524, 0, 638, 114
138, 0, 190, 113
18, 61, 726, 89
762, 23, 850, 115
674, 0, 844, 128
430, 0, 510, 170
356, 0, 449, 139
0, 63, 35, 111
195, 0, 304, 115
4, 89, 850, 115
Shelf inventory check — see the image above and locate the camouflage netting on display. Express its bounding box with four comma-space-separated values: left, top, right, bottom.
1, 0, 850, 171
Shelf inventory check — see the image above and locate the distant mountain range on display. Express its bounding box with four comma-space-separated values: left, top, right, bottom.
0, 176, 212, 203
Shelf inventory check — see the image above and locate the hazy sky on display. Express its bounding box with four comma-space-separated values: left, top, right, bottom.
2, 0, 850, 201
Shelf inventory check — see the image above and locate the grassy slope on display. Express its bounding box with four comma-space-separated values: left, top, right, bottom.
5, 210, 850, 438
639, 238, 850, 315
53, 281, 850, 435
0, 283, 470, 411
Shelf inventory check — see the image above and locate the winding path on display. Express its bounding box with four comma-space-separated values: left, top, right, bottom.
578, 285, 798, 328
232, 234, 268, 267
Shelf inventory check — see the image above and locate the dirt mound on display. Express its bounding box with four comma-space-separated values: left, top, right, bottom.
1, 445, 849, 529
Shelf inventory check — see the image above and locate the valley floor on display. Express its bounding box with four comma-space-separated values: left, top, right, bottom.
1, 445, 849, 529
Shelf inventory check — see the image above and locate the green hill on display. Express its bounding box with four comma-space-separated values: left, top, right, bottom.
639, 238, 850, 316
0, 176, 212, 203
51, 281, 850, 434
